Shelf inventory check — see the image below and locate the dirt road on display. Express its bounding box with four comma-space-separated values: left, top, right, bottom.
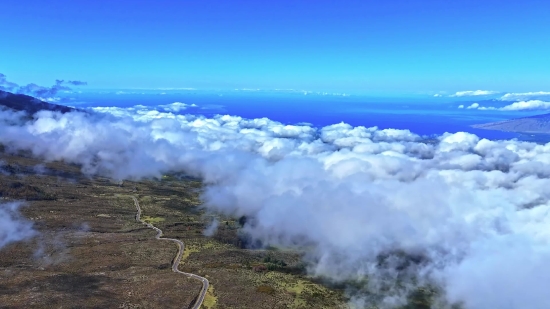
132, 196, 209, 309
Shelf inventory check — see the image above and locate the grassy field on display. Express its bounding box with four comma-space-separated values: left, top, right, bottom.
0, 151, 348, 308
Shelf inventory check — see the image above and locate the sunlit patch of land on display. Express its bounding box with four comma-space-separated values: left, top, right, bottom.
203, 284, 218, 308
141, 215, 165, 224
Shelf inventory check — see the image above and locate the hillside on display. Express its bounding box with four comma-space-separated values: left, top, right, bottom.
0, 151, 347, 308
0, 90, 75, 114
472, 113, 550, 134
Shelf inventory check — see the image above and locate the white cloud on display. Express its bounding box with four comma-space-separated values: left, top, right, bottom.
457, 105, 464, 109
499, 100, 550, 111
2, 106, 550, 308
500, 91, 550, 101
465, 100, 550, 111
451, 90, 499, 97
159, 102, 197, 113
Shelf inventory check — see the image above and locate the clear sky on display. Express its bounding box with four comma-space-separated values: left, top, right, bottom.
1, 0, 549, 93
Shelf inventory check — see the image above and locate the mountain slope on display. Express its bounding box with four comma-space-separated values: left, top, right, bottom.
0, 90, 74, 114
472, 113, 550, 134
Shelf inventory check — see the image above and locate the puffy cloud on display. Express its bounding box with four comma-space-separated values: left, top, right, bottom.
2, 106, 550, 308
499, 100, 550, 111
456, 91, 550, 112
451, 90, 499, 97
159, 102, 198, 113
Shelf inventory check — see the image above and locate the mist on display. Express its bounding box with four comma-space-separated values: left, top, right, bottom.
1, 104, 550, 308
0, 201, 36, 249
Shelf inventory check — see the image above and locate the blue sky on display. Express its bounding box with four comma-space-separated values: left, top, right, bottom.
1, 0, 549, 93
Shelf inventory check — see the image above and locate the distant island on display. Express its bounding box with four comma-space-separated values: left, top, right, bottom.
0, 90, 74, 114
473, 113, 550, 134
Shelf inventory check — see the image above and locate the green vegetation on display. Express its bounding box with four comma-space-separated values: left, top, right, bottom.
256, 285, 276, 294
0, 181, 58, 200
262, 254, 288, 271
202, 284, 218, 308
141, 215, 165, 224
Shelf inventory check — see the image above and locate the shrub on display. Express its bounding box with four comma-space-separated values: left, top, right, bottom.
256, 285, 275, 294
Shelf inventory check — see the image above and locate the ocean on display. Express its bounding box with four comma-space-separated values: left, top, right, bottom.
71, 90, 549, 141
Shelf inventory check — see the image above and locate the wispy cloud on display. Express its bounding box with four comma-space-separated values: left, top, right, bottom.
0, 202, 36, 249
451, 90, 499, 97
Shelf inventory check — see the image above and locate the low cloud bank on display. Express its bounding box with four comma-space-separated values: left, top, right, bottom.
1, 106, 550, 308
449, 90, 550, 102
459, 100, 550, 111
500, 91, 550, 102
451, 90, 550, 112
498, 100, 550, 111
450, 91, 550, 112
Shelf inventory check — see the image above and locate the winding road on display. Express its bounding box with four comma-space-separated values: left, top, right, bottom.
132, 196, 209, 309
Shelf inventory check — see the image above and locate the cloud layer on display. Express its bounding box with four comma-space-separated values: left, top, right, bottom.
1, 106, 550, 308
500, 91, 550, 102
460, 100, 550, 111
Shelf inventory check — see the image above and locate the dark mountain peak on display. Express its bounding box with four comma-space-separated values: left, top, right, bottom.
0, 90, 75, 114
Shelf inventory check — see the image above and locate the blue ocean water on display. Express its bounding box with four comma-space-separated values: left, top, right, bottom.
72, 91, 548, 141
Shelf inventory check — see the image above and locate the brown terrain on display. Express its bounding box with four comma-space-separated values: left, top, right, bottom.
0, 149, 347, 309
